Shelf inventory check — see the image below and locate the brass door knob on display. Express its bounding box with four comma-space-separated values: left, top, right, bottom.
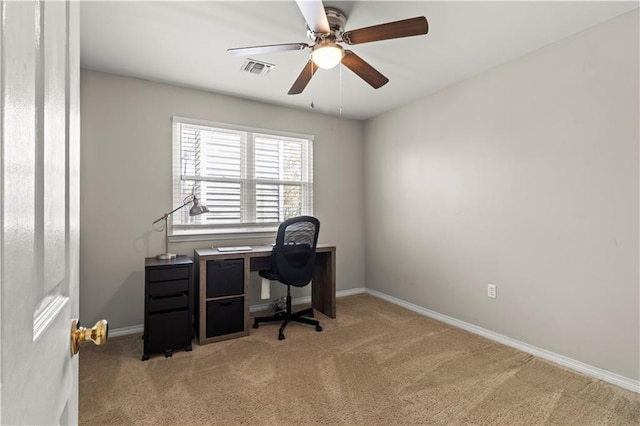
70, 319, 108, 356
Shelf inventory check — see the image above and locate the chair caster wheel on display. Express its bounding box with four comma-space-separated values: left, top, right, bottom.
315, 325, 323, 332
253, 322, 259, 329
142, 354, 149, 361
278, 333, 285, 340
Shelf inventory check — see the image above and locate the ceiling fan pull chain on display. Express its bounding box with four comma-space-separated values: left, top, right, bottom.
310, 59, 315, 109
339, 63, 343, 116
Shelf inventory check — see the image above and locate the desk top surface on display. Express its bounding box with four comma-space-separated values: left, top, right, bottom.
145, 255, 193, 268
194, 244, 335, 258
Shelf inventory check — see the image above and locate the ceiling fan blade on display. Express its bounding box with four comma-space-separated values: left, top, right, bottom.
342, 16, 428, 45
342, 50, 389, 89
288, 60, 319, 95
295, 0, 330, 34
227, 43, 309, 57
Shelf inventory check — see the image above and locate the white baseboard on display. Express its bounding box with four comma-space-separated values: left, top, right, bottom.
110, 288, 368, 336
337, 287, 367, 297
365, 288, 640, 394
108, 324, 143, 338
249, 287, 366, 313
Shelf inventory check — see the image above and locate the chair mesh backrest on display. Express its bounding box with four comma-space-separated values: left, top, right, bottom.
274, 216, 320, 287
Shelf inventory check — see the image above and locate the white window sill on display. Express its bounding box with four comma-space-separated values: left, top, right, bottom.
168, 226, 278, 243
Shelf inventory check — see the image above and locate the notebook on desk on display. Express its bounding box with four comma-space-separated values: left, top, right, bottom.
216, 246, 253, 252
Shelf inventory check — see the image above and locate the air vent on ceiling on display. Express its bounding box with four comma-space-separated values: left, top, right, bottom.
241, 59, 275, 76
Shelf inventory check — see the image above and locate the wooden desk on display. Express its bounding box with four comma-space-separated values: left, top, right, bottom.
194, 245, 336, 345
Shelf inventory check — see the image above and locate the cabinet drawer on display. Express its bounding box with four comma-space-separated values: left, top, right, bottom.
149, 294, 189, 313
149, 279, 189, 298
207, 259, 244, 298
148, 266, 190, 283
206, 297, 244, 338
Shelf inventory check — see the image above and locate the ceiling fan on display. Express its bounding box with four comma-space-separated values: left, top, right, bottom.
227, 0, 429, 95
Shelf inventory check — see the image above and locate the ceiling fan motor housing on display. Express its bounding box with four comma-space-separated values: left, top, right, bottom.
307, 7, 347, 42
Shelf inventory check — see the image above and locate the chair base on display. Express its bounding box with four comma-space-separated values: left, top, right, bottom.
253, 302, 322, 340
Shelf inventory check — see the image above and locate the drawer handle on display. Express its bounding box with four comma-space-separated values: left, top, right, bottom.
220, 302, 232, 307
150, 293, 186, 300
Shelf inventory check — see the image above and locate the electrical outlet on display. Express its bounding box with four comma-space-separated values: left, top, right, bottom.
487, 284, 497, 299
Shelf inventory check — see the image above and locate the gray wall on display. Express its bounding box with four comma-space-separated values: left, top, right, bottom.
80, 70, 365, 329
364, 10, 639, 380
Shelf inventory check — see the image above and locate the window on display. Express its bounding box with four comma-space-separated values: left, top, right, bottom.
172, 117, 313, 239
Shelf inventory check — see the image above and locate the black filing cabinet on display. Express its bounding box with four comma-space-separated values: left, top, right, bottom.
194, 258, 246, 343
204, 259, 245, 338
143, 256, 193, 360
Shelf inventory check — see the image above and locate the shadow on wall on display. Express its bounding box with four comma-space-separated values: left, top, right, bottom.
134, 230, 155, 258
92, 270, 145, 330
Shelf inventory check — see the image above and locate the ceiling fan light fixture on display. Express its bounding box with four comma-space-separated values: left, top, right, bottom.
311, 41, 343, 69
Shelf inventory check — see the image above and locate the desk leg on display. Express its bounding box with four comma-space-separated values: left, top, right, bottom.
312, 248, 336, 318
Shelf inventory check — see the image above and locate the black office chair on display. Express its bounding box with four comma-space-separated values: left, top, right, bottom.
253, 216, 322, 340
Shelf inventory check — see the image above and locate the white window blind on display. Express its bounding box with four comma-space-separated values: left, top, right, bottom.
172, 117, 313, 238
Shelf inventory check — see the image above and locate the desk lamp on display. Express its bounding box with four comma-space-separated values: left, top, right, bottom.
153, 194, 209, 260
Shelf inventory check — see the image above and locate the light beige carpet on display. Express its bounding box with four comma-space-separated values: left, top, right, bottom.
80, 294, 639, 425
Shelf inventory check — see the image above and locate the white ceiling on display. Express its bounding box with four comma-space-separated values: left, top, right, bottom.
80, 1, 639, 120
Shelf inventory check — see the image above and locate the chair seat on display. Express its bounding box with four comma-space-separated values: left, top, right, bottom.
259, 270, 280, 281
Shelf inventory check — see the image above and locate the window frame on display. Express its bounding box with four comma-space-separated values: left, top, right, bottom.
170, 116, 314, 242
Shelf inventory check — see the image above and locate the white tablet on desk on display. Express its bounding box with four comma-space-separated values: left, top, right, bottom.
216, 246, 252, 252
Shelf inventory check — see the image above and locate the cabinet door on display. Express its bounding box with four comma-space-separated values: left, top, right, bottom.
148, 310, 190, 353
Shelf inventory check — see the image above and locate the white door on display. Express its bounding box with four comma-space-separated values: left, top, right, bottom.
1, 1, 83, 424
